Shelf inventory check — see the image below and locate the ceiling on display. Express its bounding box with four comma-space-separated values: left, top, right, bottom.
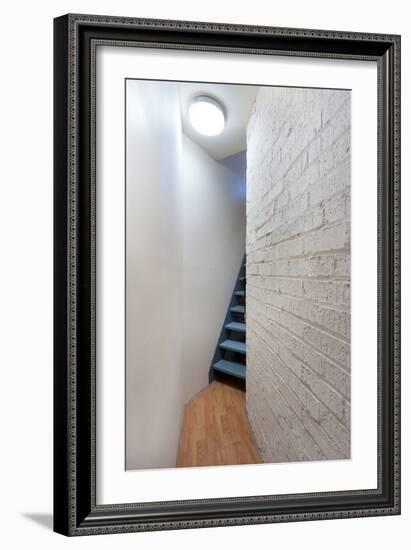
178, 82, 259, 161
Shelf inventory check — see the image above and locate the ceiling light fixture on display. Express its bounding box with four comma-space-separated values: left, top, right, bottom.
188, 95, 225, 136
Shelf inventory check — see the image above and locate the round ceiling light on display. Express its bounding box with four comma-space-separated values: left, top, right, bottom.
188, 95, 225, 136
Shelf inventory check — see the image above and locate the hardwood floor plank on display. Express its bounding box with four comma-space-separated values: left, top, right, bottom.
176, 380, 261, 468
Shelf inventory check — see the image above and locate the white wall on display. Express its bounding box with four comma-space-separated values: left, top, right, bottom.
1, 2, 408, 550
179, 139, 246, 401
126, 80, 184, 470
126, 81, 246, 469
246, 87, 351, 463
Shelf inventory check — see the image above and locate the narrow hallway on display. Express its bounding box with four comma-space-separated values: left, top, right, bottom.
176, 379, 261, 468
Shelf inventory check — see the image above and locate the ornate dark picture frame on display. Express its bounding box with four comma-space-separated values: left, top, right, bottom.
53, 13, 401, 536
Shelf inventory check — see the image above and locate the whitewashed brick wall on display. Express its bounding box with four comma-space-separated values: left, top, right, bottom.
246, 87, 351, 462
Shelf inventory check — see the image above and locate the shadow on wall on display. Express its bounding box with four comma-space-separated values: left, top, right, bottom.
218, 150, 247, 203
22, 513, 53, 531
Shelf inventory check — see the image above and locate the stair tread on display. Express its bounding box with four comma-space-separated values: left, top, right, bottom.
230, 305, 245, 314
213, 359, 246, 380
220, 339, 246, 354
225, 321, 246, 333
239, 276, 246, 282
234, 290, 245, 297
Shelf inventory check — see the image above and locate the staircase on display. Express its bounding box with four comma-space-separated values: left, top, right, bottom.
209, 257, 247, 382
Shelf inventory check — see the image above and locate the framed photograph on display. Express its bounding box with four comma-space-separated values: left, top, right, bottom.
53, 14, 401, 536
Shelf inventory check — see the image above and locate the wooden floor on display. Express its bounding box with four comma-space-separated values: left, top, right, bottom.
176, 379, 261, 468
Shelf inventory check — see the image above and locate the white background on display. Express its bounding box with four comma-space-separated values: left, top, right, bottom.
0, 0, 408, 548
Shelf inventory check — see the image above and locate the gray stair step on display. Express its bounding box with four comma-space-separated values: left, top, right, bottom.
234, 290, 245, 297
213, 359, 246, 380
220, 339, 246, 354
225, 321, 246, 334
239, 276, 246, 282
230, 305, 245, 314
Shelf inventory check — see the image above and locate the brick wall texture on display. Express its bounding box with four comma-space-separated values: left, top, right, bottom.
245, 87, 351, 462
